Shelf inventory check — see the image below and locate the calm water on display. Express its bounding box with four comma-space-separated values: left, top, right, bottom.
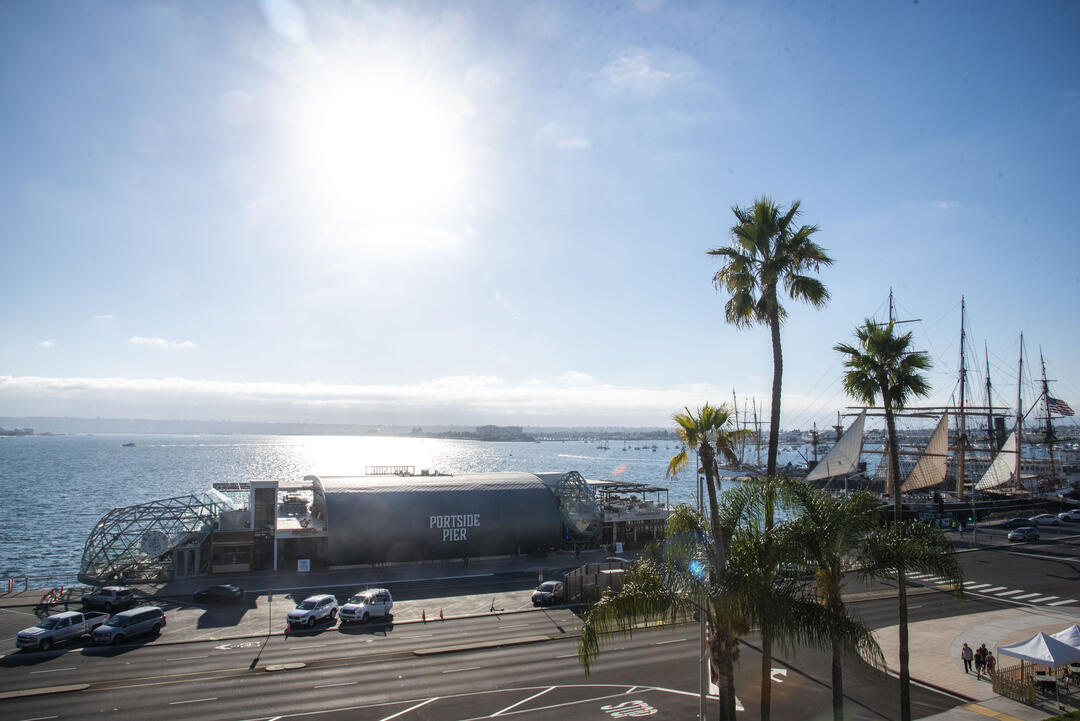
2, 434, 742, 585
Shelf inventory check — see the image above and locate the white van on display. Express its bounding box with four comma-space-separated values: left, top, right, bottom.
339, 588, 393, 623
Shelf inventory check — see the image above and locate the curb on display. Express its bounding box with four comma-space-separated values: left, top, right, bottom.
0, 683, 89, 700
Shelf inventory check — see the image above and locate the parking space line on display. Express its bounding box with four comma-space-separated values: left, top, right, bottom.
30, 667, 78, 674
442, 666, 483, 674
491, 686, 554, 717
314, 681, 357, 689
169, 697, 217, 705
380, 697, 438, 720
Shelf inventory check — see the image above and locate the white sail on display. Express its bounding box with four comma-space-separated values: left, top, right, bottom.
901, 412, 950, 492
975, 431, 1017, 490
805, 410, 866, 482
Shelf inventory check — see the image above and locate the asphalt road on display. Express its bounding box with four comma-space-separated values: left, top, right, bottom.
2, 527, 1076, 721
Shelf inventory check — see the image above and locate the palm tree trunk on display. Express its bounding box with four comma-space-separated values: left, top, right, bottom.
760, 638, 772, 720
768, 312, 783, 477
831, 640, 844, 721
883, 393, 911, 721
700, 443, 735, 721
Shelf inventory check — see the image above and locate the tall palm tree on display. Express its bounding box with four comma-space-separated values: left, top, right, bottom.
709, 197, 833, 478
834, 319, 933, 721
709, 198, 832, 720
785, 484, 884, 721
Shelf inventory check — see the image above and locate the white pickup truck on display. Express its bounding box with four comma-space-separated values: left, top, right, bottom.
17, 611, 110, 651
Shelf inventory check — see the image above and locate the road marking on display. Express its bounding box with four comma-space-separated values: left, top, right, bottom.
1028, 595, 1059, 603
770, 668, 788, 683
167, 655, 209, 661
30, 667, 77, 674
169, 697, 217, 705
380, 697, 438, 720
1011, 593, 1040, 600
965, 583, 992, 590
491, 686, 555, 716
18, 716, 58, 721
995, 589, 1024, 596
442, 666, 483, 674
556, 653, 578, 659
979, 586, 1007, 593
498, 624, 530, 629
963, 581, 983, 587
654, 638, 688, 645
314, 681, 357, 689
1048, 599, 1078, 606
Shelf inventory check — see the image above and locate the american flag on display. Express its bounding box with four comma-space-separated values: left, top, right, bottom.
1046, 397, 1075, 417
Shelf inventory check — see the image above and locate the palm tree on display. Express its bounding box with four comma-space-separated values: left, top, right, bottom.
709, 197, 833, 478
834, 319, 933, 721
709, 199, 832, 720
784, 484, 884, 721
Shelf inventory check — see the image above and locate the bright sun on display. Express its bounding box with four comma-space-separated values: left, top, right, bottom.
293, 71, 469, 231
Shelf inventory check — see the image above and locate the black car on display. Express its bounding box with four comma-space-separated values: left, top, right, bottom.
193, 584, 245, 603
531, 581, 565, 607
1000, 517, 1031, 529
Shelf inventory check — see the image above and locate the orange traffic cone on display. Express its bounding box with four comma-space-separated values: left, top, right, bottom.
439, 609, 444, 621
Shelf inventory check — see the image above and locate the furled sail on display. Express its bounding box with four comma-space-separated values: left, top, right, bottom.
974, 431, 1017, 490
805, 410, 866, 482
901, 412, 950, 492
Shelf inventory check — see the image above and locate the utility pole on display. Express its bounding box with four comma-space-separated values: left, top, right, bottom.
1015, 334, 1024, 492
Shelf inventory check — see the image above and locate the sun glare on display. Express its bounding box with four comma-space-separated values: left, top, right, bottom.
294, 72, 469, 231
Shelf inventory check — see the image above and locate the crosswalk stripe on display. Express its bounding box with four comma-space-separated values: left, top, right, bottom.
1012, 593, 1041, 600
1028, 596, 1059, 603
995, 590, 1024, 596
979, 587, 1007, 593
966, 583, 992, 590
1048, 599, 1078, 606
963, 581, 980, 586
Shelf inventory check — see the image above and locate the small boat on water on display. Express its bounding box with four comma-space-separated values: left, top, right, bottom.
121, 442, 135, 447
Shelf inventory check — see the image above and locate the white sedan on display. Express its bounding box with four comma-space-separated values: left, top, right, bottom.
1059, 509, 1080, 522
1028, 513, 1062, 526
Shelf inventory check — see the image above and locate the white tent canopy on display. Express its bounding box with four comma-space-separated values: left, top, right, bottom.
997, 632, 1080, 668
1051, 624, 1080, 649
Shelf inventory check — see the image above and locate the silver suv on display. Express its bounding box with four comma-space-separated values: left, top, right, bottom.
91, 606, 166, 645
287, 594, 338, 628
340, 588, 393, 623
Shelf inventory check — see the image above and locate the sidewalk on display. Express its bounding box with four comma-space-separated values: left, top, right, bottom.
874, 604, 1080, 720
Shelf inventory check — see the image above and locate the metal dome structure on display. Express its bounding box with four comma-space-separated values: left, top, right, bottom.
78, 491, 236, 585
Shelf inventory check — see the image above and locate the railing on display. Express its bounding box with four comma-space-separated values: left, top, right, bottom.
3, 571, 82, 594
992, 664, 1035, 704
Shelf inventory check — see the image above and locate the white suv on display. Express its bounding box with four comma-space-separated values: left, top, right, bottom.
1059, 509, 1080, 522
286, 594, 338, 628
340, 588, 393, 623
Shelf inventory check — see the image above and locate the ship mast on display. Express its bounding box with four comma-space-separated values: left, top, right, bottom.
1040, 348, 1057, 486
956, 297, 968, 500
732, 389, 742, 465
1015, 334, 1024, 491
985, 343, 995, 452
752, 399, 762, 466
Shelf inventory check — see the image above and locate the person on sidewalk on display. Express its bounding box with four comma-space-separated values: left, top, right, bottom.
961, 642, 973, 673
975, 644, 987, 679
985, 651, 996, 677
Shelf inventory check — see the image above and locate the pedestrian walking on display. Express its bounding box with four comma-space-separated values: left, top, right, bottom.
975, 644, 987, 678
986, 652, 996, 677
961, 642, 973, 673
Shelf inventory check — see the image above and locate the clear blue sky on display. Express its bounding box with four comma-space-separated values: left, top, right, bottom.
1, 0, 1077, 429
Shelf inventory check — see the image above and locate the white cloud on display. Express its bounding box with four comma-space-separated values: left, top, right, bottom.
600, 47, 700, 94
934, 201, 958, 210
129, 336, 196, 350
39, 340, 56, 349
93, 314, 115, 321
559, 371, 594, 385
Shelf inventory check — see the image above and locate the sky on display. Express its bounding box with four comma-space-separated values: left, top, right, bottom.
1, 0, 1078, 430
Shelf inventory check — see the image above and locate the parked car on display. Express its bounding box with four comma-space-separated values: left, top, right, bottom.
81, 586, 135, 612
91, 606, 166, 645
531, 581, 565, 607
286, 594, 338, 628
1028, 513, 1062, 526
1007, 527, 1040, 543
999, 517, 1031, 529
1058, 509, 1080, 522
339, 588, 393, 623
16, 611, 109, 651
193, 584, 245, 603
